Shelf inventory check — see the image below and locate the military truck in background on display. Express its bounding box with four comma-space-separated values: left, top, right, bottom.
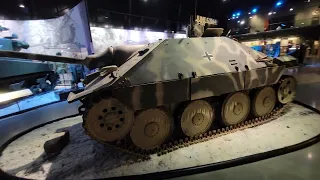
0, 25, 58, 94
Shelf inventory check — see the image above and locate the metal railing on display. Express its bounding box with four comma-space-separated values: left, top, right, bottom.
89, 9, 188, 33
231, 17, 320, 35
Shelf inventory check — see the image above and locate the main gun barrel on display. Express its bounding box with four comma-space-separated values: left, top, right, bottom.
0, 44, 144, 70
0, 50, 86, 65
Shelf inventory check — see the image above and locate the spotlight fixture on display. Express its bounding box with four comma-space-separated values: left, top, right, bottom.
268, 12, 272, 15
19, 4, 25, 8
276, 1, 283, 7
252, 8, 257, 13
290, 8, 293, 11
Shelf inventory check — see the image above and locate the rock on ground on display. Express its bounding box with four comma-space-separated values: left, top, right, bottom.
44, 131, 70, 154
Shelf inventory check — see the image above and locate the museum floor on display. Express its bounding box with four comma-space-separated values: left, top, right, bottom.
172, 142, 320, 180
172, 61, 320, 180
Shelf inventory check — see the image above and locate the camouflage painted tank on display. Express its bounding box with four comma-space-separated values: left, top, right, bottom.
0, 16, 297, 150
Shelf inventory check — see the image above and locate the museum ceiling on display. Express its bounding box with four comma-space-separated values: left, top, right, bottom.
0, 0, 82, 20
0, 0, 309, 21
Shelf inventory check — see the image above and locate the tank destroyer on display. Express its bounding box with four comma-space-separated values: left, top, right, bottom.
0, 16, 298, 151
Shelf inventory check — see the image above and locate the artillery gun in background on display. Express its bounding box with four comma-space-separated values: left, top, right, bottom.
0, 16, 298, 151
0, 25, 58, 94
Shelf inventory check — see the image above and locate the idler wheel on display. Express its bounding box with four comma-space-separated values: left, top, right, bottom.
221, 92, 250, 126
85, 98, 134, 142
180, 100, 215, 137
277, 77, 297, 104
252, 87, 276, 117
130, 108, 174, 150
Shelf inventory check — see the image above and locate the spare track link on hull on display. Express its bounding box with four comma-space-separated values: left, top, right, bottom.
79, 79, 290, 159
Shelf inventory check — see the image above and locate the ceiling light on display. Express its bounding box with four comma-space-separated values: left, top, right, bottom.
250, 16, 253, 19
240, 20, 245, 25
19, 4, 25, 8
252, 8, 257, 13
273, 12, 276, 14
228, 18, 231, 20
248, 12, 251, 15
268, 12, 272, 15
301, 23, 305, 25
276, 1, 283, 7
105, 16, 108, 18
290, 8, 293, 11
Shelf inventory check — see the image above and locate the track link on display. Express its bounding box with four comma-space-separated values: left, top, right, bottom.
81, 79, 290, 159
82, 103, 285, 159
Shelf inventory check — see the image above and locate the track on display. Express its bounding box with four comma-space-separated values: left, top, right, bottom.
82, 103, 285, 159
79, 77, 295, 159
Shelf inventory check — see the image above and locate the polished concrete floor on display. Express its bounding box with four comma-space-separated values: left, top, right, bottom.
172, 143, 320, 180
172, 62, 320, 180
287, 61, 320, 110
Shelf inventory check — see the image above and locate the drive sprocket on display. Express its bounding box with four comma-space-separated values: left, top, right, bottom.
84, 98, 134, 142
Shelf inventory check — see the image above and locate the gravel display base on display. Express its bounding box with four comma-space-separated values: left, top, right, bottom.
1, 103, 320, 179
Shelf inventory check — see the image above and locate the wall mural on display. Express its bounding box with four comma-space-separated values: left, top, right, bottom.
90, 27, 186, 54
0, 2, 187, 57
0, 1, 90, 58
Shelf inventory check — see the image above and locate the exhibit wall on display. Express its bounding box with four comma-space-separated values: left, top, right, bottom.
0, 1, 91, 58
90, 27, 186, 54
